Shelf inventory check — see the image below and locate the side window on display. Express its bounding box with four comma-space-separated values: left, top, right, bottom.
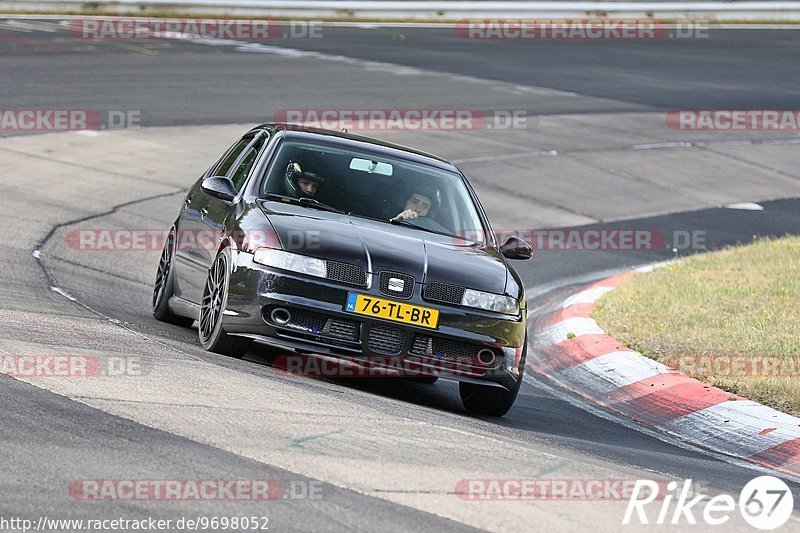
229, 135, 267, 191
212, 137, 252, 177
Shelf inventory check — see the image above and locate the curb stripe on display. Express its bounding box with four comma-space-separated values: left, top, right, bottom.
659, 401, 800, 465
528, 265, 800, 477
534, 317, 605, 346
556, 334, 629, 359
749, 438, 800, 473
558, 350, 671, 396
608, 374, 737, 424
537, 334, 631, 372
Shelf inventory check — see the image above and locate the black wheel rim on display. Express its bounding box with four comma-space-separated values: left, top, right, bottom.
153, 232, 174, 309
199, 254, 226, 342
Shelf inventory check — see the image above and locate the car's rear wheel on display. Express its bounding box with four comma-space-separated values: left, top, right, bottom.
459, 341, 526, 417
199, 250, 252, 358
152, 230, 195, 328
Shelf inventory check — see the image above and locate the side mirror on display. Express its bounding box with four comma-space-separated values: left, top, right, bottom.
201, 176, 237, 202
500, 236, 533, 260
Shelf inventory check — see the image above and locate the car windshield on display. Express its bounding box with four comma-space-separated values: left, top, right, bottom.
260, 138, 487, 243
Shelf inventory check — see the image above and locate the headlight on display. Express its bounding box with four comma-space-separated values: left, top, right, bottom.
253, 247, 327, 279
461, 288, 519, 315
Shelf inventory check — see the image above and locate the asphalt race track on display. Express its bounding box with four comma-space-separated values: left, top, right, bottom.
2, 18, 800, 531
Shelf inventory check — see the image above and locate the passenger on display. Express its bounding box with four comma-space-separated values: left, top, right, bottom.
391, 186, 438, 221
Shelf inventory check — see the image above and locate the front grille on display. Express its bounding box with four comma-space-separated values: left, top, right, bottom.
368, 324, 406, 354
286, 309, 327, 334
264, 307, 359, 342
326, 260, 367, 287
410, 335, 496, 367
325, 319, 359, 341
411, 335, 433, 356
423, 281, 465, 305
378, 271, 414, 299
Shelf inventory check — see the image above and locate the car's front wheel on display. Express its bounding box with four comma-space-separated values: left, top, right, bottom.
152, 229, 195, 328
459, 342, 526, 417
198, 249, 252, 358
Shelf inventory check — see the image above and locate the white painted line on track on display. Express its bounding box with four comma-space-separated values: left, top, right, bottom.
524, 266, 631, 303
452, 150, 558, 165
0, 19, 61, 31
51, 286, 78, 302
724, 201, 764, 210
632, 141, 692, 150
154, 33, 579, 98
561, 286, 613, 307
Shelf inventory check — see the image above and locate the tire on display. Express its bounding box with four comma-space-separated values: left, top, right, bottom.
459, 341, 526, 417
198, 249, 252, 358
152, 230, 195, 328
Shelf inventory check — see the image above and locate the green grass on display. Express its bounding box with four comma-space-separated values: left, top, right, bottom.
593, 236, 800, 415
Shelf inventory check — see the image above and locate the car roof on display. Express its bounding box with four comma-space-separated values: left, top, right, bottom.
247, 123, 459, 173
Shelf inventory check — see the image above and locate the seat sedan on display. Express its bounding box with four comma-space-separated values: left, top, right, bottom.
153, 123, 532, 416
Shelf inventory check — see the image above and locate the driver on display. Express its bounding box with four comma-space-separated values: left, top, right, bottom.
392, 185, 439, 221
284, 156, 326, 198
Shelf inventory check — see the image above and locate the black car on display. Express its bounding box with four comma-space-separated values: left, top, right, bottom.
152, 124, 532, 416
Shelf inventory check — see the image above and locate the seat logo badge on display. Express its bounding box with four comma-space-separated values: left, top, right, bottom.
388, 278, 404, 292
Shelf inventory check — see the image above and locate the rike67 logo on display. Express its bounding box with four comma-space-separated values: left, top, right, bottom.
624, 476, 794, 530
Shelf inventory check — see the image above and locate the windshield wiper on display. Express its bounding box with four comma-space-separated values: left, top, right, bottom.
346, 212, 385, 222
264, 193, 344, 214
351, 213, 466, 240
298, 197, 345, 214
388, 217, 454, 238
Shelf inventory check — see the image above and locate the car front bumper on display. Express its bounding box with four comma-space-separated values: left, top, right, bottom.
222, 252, 526, 390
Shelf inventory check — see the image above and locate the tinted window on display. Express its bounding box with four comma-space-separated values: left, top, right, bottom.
229, 135, 266, 191
260, 139, 487, 243
213, 137, 252, 177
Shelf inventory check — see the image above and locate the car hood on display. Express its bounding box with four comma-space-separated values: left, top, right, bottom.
259, 203, 508, 295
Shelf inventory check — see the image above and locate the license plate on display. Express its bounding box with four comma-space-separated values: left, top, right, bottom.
345, 292, 439, 329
